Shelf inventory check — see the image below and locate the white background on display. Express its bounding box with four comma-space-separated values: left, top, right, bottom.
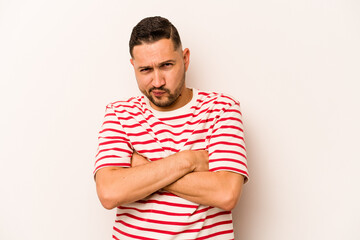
1, 0, 359, 239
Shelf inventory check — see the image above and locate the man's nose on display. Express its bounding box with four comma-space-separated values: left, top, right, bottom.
152, 70, 165, 88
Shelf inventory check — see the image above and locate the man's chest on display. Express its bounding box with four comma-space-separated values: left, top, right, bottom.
120, 110, 218, 160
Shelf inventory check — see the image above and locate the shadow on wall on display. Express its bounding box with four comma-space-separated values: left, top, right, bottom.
232, 118, 262, 240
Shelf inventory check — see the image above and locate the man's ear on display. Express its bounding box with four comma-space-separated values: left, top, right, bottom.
183, 48, 190, 71
130, 58, 134, 66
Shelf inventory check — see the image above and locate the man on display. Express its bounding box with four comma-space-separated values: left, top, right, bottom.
94, 16, 249, 239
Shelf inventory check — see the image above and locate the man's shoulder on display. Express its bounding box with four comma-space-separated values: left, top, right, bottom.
106, 95, 146, 111
197, 89, 240, 107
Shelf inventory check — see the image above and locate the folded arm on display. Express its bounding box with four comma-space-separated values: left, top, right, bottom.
131, 152, 244, 211
95, 150, 208, 209
164, 171, 244, 211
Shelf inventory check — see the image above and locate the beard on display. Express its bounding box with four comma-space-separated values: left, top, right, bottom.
144, 74, 185, 108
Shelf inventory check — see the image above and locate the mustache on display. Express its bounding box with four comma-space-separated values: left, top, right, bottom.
149, 87, 170, 94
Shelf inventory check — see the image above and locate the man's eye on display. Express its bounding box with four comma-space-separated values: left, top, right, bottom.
140, 68, 150, 72
162, 63, 173, 68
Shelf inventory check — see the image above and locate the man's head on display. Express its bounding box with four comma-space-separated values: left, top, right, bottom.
130, 16, 191, 112
129, 16, 182, 58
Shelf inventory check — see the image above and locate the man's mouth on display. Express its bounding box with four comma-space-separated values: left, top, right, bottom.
152, 91, 166, 97
150, 89, 168, 97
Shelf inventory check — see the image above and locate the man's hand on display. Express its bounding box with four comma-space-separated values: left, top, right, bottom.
187, 150, 209, 172
131, 152, 149, 168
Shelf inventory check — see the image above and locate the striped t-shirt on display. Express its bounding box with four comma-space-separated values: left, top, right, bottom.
94, 88, 248, 240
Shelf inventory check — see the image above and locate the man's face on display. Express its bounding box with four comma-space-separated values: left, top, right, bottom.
131, 38, 190, 111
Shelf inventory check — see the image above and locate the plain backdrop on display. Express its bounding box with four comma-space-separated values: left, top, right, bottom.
1, 0, 359, 239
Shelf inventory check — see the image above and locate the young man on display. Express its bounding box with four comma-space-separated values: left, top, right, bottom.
94, 16, 249, 239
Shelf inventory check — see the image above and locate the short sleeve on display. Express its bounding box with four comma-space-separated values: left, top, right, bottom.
208, 101, 249, 182
93, 104, 133, 175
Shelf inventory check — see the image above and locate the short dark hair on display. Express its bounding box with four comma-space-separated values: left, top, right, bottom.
129, 16, 182, 58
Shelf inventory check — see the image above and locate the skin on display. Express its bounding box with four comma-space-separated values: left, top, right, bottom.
96, 150, 209, 209
130, 38, 192, 111
131, 152, 244, 211
95, 38, 244, 211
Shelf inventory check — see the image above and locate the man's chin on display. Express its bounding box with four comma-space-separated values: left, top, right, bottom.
151, 99, 171, 108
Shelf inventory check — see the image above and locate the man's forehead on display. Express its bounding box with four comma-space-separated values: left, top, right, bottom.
132, 39, 180, 63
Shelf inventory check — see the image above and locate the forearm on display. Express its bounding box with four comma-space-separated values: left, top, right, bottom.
95, 152, 194, 209
164, 171, 244, 211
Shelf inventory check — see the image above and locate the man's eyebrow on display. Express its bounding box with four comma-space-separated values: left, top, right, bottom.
138, 59, 176, 69
138, 65, 152, 70
158, 59, 176, 66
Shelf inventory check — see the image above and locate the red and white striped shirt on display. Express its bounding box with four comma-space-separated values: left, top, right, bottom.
94, 88, 248, 239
